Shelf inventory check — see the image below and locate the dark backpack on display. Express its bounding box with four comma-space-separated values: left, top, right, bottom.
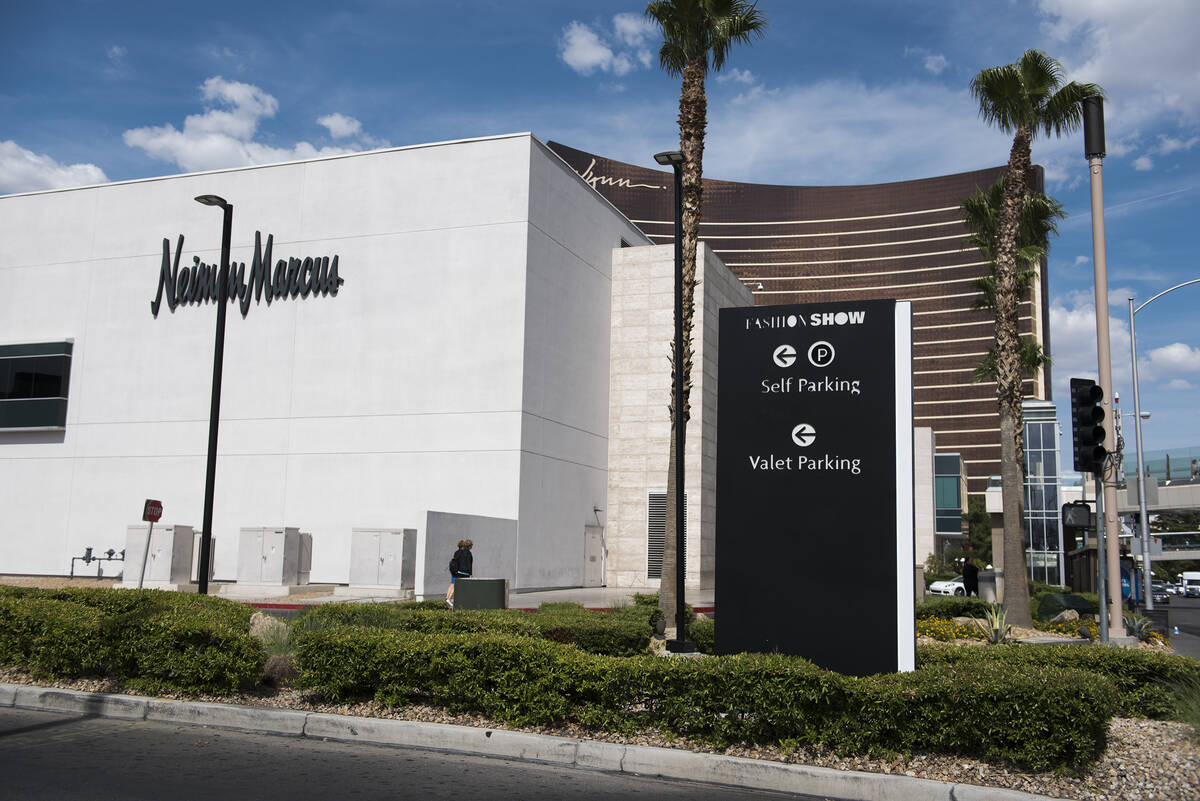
448, 555, 459, 574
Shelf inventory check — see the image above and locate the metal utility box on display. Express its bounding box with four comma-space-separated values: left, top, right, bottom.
122, 524, 195, 586
348, 528, 416, 589
454, 578, 508, 610
237, 527, 310, 586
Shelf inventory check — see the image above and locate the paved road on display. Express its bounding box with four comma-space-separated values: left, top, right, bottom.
1161, 595, 1200, 658
0, 708, 838, 801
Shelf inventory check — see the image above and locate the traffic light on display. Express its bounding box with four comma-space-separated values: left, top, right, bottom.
1070, 377, 1107, 473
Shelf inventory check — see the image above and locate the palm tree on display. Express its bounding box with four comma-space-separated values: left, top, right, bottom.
961, 180, 1064, 391
644, 0, 766, 629
970, 50, 1100, 626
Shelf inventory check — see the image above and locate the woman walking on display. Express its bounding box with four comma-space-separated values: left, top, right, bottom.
445, 539, 473, 608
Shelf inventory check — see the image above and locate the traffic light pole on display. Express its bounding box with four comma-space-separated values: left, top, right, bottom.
1084, 97, 1124, 641
1094, 474, 1109, 644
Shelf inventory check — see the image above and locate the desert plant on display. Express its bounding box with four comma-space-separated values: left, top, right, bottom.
1123, 612, 1155, 643
974, 603, 1012, 644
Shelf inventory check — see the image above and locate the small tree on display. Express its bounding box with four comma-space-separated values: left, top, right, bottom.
969, 50, 1100, 627
645, 0, 766, 630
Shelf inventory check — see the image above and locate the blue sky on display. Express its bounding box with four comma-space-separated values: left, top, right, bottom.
3, 0, 1198, 469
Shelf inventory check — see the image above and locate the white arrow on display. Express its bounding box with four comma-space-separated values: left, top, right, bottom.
791, 423, 816, 447
773, 344, 796, 367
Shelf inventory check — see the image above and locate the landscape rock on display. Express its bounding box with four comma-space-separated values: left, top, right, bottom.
1049, 609, 1079, 624
249, 612, 289, 643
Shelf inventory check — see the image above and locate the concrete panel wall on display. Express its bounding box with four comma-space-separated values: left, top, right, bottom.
605, 243, 751, 589
413, 510, 518, 599
914, 428, 936, 565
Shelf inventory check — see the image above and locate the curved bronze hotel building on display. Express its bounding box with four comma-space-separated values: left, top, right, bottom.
548, 142, 1051, 499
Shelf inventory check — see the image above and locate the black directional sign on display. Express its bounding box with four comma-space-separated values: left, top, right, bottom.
715, 300, 914, 675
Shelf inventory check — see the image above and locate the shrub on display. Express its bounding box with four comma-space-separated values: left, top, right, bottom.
529, 604, 655, 657
689, 617, 715, 654
917, 643, 1200, 719
292, 603, 540, 639
914, 597, 992, 620
0, 588, 264, 693
295, 627, 1114, 771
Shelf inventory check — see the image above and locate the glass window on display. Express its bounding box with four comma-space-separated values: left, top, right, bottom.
935, 476, 960, 509
1044, 518, 1060, 550
1027, 451, 1044, 480
1027, 483, 1044, 512
1026, 423, 1041, 451
0, 356, 68, 399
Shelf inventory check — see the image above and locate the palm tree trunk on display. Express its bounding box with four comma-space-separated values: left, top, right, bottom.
995, 127, 1033, 627
660, 58, 705, 625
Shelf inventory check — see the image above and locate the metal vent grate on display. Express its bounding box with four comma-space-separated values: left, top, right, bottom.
646, 491, 687, 580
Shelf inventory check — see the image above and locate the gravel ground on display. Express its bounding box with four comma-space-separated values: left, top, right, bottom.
2, 667, 1195, 801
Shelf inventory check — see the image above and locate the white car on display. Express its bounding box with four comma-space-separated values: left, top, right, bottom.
929, 576, 966, 596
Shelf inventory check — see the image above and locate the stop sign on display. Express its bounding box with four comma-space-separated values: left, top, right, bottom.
142, 499, 163, 523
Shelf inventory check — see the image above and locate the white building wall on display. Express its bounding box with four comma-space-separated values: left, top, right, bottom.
0, 133, 649, 587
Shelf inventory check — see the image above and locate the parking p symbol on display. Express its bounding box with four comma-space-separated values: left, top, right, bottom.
808, 341, 835, 367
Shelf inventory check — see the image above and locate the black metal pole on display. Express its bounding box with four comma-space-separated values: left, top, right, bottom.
198, 201, 231, 595
668, 161, 693, 652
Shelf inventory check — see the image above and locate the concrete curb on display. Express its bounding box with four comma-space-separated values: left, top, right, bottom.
1, 683, 1056, 801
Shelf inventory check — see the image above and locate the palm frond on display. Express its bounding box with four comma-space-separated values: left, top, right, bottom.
971, 49, 1103, 142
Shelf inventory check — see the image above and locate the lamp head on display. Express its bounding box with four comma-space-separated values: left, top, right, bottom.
654, 151, 684, 167
194, 194, 229, 209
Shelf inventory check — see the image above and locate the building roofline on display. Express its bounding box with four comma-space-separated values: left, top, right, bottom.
0, 132, 538, 200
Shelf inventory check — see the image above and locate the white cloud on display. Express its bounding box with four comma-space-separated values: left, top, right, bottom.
1038, 0, 1200, 127
1073, 255, 1091, 266
0, 140, 108, 194
107, 45, 126, 63
1047, 289, 1133, 400
317, 113, 362, 139
1165, 378, 1195, 391
1152, 134, 1199, 155
1142, 342, 1200, 381
560, 17, 655, 78
717, 68, 756, 85
903, 47, 949, 76
1132, 155, 1154, 171
704, 79, 1014, 184
123, 77, 383, 173
560, 22, 621, 76
923, 54, 949, 75
612, 13, 655, 48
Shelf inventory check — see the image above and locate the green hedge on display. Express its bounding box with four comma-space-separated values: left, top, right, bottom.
0, 587, 263, 693
292, 602, 655, 657
917, 643, 1200, 719
528, 603, 655, 657
689, 617, 715, 654
293, 604, 540, 638
296, 626, 1114, 771
914, 597, 992, 620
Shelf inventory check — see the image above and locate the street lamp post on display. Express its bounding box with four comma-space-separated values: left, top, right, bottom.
653, 150, 693, 653
1128, 277, 1200, 612
194, 194, 232, 595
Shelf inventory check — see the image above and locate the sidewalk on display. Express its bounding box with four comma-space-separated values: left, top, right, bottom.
0, 682, 1052, 801
224, 583, 716, 612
